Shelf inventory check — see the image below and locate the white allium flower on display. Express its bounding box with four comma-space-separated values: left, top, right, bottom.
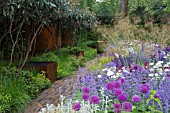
157, 68, 162, 71
107, 71, 114, 76
109, 66, 116, 72
164, 64, 169, 67
102, 68, 108, 72
116, 72, 122, 77
155, 73, 159, 76
122, 69, 130, 74
98, 75, 102, 78
153, 66, 158, 69
157, 61, 164, 64
111, 75, 118, 79
122, 66, 126, 70
164, 69, 170, 72
150, 68, 155, 72
149, 73, 154, 77
150, 62, 154, 66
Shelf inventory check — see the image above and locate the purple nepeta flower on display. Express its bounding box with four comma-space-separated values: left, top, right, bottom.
89, 95, 100, 105
82, 93, 89, 101
112, 81, 121, 89
72, 102, 81, 111
119, 78, 125, 84
165, 46, 170, 52
114, 88, 123, 96
106, 82, 115, 90
82, 86, 91, 94
132, 95, 141, 103
113, 103, 121, 109
140, 84, 149, 93
122, 102, 132, 112
118, 94, 127, 102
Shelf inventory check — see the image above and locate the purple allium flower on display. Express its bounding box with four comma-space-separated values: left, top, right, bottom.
89, 95, 100, 105
113, 103, 121, 109
119, 78, 125, 84
154, 93, 160, 98
132, 95, 141, 103
140, 84, 149, 93
82, 93, 89, 101
115, 108, 121, 113
133, 64, 139, 70
82, 86, 91, 94
114, 88, 123, 96
117, 94, 127, 102
122, 102, 132, 112
112, 81, 121, 89
72, 102, 81, 111
106, 82, 115, 90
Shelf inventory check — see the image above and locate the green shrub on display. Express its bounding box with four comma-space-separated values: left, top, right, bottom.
0, 67, 51, 112
31, 52, 59, 62
78, 29, 101, 46
83, 47, 97, 60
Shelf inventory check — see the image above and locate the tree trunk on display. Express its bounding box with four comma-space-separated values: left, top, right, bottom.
120, 0, 129, 16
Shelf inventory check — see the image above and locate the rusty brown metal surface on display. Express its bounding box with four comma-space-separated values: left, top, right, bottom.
24, 62, 57, 83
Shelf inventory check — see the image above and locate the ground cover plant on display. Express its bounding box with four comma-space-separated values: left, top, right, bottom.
0, 67, 51, 113
39, 44, 170, 113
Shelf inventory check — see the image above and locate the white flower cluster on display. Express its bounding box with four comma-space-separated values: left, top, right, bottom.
38, 95, 99, 113
149, 60, 170, 80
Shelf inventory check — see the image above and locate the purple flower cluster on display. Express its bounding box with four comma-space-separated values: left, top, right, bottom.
122, 102, 132, 112
132, 95, 141, 103
72, 102, 81, 111
118, 94, 127, 102
106, 81, 121, 90
89, 95, 100, 105
113, 103, 121, 113
82, 86, 91, 94
140, 84, 149, 93
106, 82, 115, 90
82, 93, 89, 101
74, 45, 170, 113
114, 88, 122, 96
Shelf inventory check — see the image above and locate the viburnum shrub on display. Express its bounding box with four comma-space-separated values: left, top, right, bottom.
39, 44, 170, 113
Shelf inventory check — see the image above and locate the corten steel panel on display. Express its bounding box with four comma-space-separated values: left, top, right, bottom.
61, 29, 73, 47
24, 62, 57, 83
35, 27, 58, 51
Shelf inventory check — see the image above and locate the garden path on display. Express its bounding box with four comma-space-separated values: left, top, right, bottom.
23, 70, 81, 113
23, 53, 105, 113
